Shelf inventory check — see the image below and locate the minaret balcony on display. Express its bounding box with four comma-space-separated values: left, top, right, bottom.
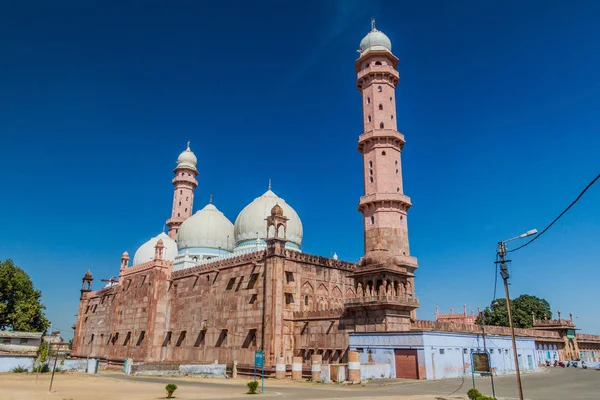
358, 130, 405, 152
357, 65, 399, 81
344, 294, 419, 311
359, 193, 412, 210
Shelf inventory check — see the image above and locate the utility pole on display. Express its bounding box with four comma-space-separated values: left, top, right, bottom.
497, 241, 524, 400
478, 313, 496, 399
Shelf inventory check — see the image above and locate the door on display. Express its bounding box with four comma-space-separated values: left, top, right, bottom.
395, 349, 419, 379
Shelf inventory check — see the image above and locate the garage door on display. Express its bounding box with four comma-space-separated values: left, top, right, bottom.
395, 349, 419, 379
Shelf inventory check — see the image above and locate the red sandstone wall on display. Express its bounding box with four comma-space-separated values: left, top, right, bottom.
72, 263, 170, 362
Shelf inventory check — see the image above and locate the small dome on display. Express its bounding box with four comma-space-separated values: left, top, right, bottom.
84, 270, 93, 278
234, 189, 302, 251
133, 232, 178, 265
176, 142, 197, 170
359, 27, 392, 54
271, 203, 284, 217
177, 202, 235, 253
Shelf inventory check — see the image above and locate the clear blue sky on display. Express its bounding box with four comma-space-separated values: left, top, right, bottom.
1, 1, 598, 339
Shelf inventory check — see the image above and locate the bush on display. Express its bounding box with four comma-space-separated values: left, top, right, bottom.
165, 383, 177, 399
467, 388, 496, 400
33, 364, 50, 373
11, 365, 28, 373
247, 380, 259, 394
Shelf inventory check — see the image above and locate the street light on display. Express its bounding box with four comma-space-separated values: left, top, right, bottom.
497, 228, 537, 400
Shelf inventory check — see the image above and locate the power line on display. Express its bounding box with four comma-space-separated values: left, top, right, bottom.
508, 172, 600, 253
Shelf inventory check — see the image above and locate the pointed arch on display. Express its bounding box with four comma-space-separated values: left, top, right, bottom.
332, 286, 342, 299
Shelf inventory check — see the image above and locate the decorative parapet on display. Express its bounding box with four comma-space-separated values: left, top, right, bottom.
576, 333, 600, 343
121, 259, 172, 277
290, 309, 345, 321
411, 320, 562, 340
345, 295, 419, 310
171, 249, 266, 279
533, 319, 574, 328
285, 250, 357, 271
83, 284, 118, 299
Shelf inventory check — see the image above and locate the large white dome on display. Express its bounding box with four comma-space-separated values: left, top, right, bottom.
133, 232, 178, 265
177, 203, 235, 253
176, 142, 197, 170
234, 189, 302, 251
359, 28, 392, 54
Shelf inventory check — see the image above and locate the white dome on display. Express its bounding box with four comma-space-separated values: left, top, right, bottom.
234, 189, 303, 250
133, 232, 178, 265
359, 29, 392, 54
177, 203, 235, 252
176, 143, 197, 170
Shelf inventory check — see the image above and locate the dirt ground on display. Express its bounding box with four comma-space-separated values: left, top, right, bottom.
0, 372, 439, 400
0, 372, 243, 400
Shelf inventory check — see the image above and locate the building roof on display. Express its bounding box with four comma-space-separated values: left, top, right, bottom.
0, 331, 43, 339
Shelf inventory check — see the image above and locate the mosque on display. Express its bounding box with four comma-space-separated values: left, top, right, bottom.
71, 24, 600, 380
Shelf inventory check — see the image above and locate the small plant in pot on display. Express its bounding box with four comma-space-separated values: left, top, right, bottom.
165, 383, 178, 398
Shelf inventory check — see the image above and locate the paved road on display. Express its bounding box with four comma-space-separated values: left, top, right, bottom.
102, 367, 599, 400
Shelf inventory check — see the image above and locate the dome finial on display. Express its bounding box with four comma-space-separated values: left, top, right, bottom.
268, 178, 272, 191
209, 194, 213, 204
186, 140, 191, 150
371, 18, 376, 31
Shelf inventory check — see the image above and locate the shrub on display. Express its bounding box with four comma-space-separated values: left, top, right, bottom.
34, 364, 50, 373
165, 383, 177, 399
11, 365, 28, 373
247, 380, 259, 394
467, 388, 496, 400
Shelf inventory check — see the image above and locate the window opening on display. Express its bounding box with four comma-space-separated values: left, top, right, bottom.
123, 331, 131, 346
377, 86, 382, 92
215, 329, 228, 347
370, 216, 375, 225
136, 331, 146, 346
378, 104, 383, 110
285, 271, 295, 283
162, 331, 172, 347
285, 293, 295, 304
242, 329, 257, 348
194, 330, 206, 347
226, 278, 236, 290
176, 331, 187, 347
247, 273, 259, 289
380, 122, 384, 129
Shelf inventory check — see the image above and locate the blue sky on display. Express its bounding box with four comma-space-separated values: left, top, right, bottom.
0, 1, 598, 339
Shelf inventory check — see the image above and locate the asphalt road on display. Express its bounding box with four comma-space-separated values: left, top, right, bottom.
102, 367, 599, 400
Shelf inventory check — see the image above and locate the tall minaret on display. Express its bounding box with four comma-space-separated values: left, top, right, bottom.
350, 22, 419, 329
166, 142, 198, 239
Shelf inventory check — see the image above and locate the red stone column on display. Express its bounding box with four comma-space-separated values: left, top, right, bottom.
311, 354, 322, 382
275, 356, 286, 379
347, 351, 361, 382
292, 357, 303, 380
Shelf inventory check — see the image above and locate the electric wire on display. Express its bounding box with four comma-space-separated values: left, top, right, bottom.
508, 172, 600, 253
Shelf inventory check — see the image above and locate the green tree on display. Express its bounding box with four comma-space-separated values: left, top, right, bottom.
0, 259, 50, 332
478, 294, 551, 329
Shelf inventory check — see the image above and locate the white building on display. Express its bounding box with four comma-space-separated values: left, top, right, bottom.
350, 331, 538, 380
